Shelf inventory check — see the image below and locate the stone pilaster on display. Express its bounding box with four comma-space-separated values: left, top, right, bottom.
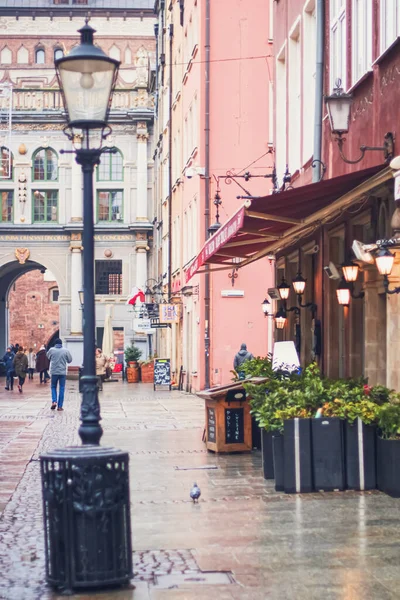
136, 122, 149, 222
70, 155, 83, 222
135, 232, 149, 290
386, 257, 400, 390
363, 266, 387, 386
70, 235, 83, 335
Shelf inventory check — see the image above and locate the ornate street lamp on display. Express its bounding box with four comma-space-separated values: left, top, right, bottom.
375, 247, 395, 276
325, 79, 394, 164
342, 260, 359, 282
336, 277, 351, 306
277, 277, 290, 300
275, 307, 287, 329
40, 23, 132, 595
78, 289, 84, 308
292, 272, 306, 296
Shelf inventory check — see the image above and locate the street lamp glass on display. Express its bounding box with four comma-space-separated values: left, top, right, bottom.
342, 261, 359, 282
336, 278, 351, 306
278, 277, 290, 300
375, 248, 395, 276
292, 272, 306, 295
78, 290, 84, 307
55, 23, 120, 131
325, 81, 353, 134
262, 298, 270, 315
275, 308, 287, 329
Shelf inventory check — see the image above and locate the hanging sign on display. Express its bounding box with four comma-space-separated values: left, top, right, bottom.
133, 318, 155, 333
159, 303, 180, 323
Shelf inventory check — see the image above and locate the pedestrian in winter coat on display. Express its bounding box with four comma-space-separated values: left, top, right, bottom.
36, 346, 50, 383
3, 347, 15, 390
27, 348, 36, 380
233, 343, 254, 379
47, 339, 72, 411
95, 348, 109, 380
13, 347, 28, 393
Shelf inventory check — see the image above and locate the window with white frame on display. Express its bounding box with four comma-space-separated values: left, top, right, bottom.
380, 0, 400, 54
330, 0, 346, 91
352, 0, 372, 84
288, 20, 301, 173
303, 0, 316, 163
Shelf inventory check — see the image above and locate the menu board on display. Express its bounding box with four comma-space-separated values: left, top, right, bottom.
207, 407, 216, 443
225, 408, 244, 444
154, 358, 171, 390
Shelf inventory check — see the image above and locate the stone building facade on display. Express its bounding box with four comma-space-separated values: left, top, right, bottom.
0, 1, 155, 365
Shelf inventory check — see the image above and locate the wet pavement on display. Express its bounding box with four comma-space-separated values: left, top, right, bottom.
0, 378, 400, 599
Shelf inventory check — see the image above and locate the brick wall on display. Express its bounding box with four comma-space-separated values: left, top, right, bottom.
8, 270, 59, 351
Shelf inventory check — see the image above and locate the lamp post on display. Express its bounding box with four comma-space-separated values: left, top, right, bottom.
40, 23, 132, 594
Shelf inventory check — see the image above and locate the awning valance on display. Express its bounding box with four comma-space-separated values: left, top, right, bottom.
185, 164, 391, 282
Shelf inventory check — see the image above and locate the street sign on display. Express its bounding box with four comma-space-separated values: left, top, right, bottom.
150, 322, 171, 329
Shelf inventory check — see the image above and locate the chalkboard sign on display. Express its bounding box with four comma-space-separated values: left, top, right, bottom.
154, 358, 171, 390
225, 408, 244, 444
207, 407, 216, 443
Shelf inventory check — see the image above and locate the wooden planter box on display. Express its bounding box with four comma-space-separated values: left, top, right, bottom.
126, 367, 139, 383
141, 363, 154, 383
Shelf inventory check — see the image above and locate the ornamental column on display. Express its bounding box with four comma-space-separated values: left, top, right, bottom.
363, 266, 386, 387
70, 234, 83, 334
70, 154, 83, 222
135, 233, 149, 290
136, 122, 149, 222
386, 257, 400, 390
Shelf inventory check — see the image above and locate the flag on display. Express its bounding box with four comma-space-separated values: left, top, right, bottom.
126, 286, 145, 306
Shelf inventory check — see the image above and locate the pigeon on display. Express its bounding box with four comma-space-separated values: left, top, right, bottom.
190, 482, 201, 503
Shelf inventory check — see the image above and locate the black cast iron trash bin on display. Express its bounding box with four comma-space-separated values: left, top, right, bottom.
40, 446, 133, 593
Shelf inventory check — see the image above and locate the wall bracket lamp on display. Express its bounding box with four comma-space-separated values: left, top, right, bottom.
325, 80, 394, 165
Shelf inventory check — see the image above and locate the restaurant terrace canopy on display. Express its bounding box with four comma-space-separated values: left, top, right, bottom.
185, 164, 391, 283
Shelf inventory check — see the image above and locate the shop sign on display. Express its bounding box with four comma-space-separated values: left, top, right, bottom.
159, 303, 180, 323
133, 318, 155, 333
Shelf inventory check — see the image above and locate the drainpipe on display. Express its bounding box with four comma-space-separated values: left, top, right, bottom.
204, 0, 211, 389
312, 0, 325, 183
168, 23, 173, 301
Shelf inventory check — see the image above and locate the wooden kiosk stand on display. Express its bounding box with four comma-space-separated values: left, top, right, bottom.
197, 379, 267, 453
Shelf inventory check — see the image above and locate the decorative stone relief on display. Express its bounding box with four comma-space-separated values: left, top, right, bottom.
135, 47, 149, 88
15, 247, 30, 264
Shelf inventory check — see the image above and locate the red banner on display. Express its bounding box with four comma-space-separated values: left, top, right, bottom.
185, 207, 245, 282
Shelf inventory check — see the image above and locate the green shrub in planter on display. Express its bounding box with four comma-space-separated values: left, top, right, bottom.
124, 344, 142, 364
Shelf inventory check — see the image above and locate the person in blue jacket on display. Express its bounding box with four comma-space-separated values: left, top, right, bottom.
3, 346, 15, 390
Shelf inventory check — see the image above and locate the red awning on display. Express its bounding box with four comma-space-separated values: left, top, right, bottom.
185, 164, 391, 282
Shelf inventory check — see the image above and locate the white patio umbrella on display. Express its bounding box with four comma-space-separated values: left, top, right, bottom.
102, 304, 114, 359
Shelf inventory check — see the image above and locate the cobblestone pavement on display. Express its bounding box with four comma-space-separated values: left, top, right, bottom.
0, 378, 400, 599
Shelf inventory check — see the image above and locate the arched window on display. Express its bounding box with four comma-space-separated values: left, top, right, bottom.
35, 48, 45, 64
54, 48, 63, 61
33, 148, 58, 181
0, 147, 13, 179
97, 148, 123, 181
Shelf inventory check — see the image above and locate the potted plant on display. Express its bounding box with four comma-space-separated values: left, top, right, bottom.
124, 344, 142, 383
140, 357, 155, 383
376, 396, 400, 497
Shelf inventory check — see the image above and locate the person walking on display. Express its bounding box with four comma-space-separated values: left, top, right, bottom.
36, 345, 50, 383
27, 348, 36, 380
95, 347, 109, 390
47, 339, 72, 411
3, 346, 15, 390
233, 343, 254, 379
13, 346, 28, 393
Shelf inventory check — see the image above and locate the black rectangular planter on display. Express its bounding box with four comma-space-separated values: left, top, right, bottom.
272, 434, 284, 492
283, 418, 313, 493
261, 430, 274, 479
312, 418, 345, 491
345, 419, 376, 491
377, 437, 400, 497
251, 416, 262, 450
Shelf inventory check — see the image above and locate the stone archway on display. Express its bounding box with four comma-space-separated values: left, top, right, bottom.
0, 258, 63, 352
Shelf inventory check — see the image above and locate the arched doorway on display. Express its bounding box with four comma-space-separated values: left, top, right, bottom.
1, 261, 60, 353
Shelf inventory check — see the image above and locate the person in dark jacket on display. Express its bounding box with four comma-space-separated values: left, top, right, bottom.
233, 343, 254, 379
36, 345, 50, 383
3, 346, 15, 390
13, 346, 28, 393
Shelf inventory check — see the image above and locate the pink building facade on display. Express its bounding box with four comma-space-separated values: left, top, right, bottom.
153, 0, 274, 391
